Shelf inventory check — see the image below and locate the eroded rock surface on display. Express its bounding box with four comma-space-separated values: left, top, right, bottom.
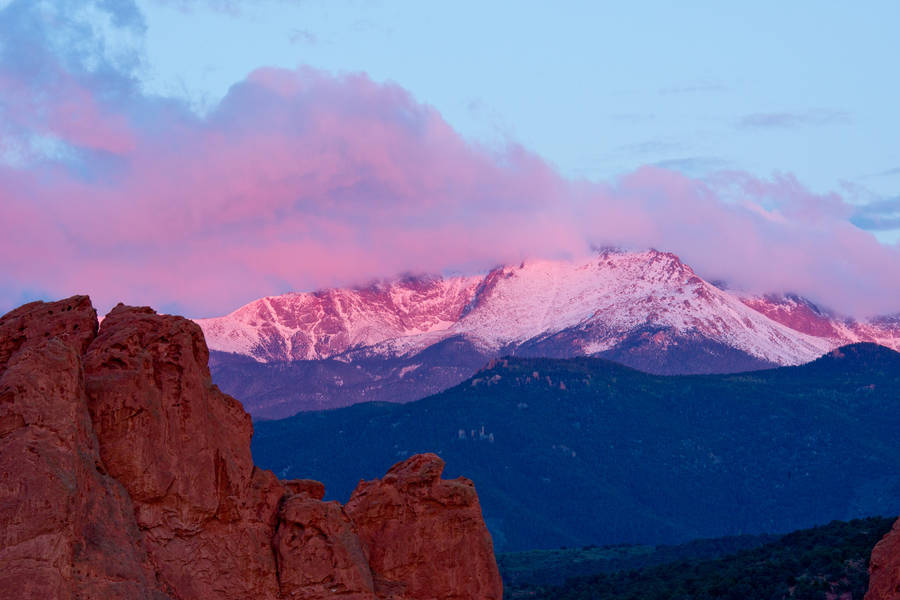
346, 453, 503, 600
83, 304, 284, 600
0, 296, 501, 600
0, 297, 167, 599
275, 494, 376, 599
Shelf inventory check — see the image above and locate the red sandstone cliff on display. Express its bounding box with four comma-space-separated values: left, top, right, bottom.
0, 297, 502, 600
866, 518, 900, 600
346, 454, 502, 600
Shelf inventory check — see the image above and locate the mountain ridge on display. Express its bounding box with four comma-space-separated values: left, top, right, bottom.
197, 250, 899, 418
199, 249, 864, 365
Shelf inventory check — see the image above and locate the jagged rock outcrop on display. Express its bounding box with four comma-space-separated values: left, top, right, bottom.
346, 453, 503, 600
0, 297, 168, 599
0, 296, 501, 600
866, 518, 900, 600
82, 303, 285, 599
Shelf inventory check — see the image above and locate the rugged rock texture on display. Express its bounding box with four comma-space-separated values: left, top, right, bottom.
346, 453, 503, 600
0, 297, 501, 600
0, 297, 167, 599
274, 494, 375, 599
83, 303, 285, 600
866, 518, 900, 600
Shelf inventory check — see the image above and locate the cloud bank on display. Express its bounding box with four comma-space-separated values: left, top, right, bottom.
1, 0, 899, 318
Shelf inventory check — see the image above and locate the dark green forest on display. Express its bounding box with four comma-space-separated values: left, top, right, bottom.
253, 343, 900, 551
505, 517, 894, 600
499, 532, 780, 588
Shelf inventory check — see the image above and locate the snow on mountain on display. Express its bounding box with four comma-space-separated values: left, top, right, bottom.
451, 251, 833, 365
197, 249, 896, 368
198, 249, 900, 417
742, 294, 900, 351
195, 275, 481, 362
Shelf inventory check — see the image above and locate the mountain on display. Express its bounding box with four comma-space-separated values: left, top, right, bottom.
0, 296, 501, 600
743, 294, 900, 349
251, 343, 900, 552
198, 250, 898, 418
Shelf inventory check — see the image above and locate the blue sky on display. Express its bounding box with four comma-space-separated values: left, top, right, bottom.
137, 1, 899, 207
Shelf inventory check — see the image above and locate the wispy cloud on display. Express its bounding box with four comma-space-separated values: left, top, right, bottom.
610, 113, 656, 123
659, 80, 728, 95
652, 157, 731, 175
616, 139, 685, 156
288, 28, 317, 45
851, 197, 900, 231
872, 166, 900, 178
149, 0, 290, 14
738, 109, 851, 129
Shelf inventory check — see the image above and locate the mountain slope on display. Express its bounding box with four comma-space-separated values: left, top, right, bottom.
197, 274, 481, 361
743, 294, 900, 350
251, 343, 900, 552
200, 250, 842, 366
196, 249, 900, 417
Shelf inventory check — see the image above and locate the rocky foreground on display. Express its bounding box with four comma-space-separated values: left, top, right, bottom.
867, 519, 900, 600
0, 296, 501, 600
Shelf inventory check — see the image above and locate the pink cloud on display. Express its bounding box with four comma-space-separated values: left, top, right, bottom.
1, 60, 899, 319
0, 66, 136, 156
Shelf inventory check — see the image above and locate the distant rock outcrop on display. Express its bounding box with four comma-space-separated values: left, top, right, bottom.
866, 518, 900, 600
0, 297, 501, 600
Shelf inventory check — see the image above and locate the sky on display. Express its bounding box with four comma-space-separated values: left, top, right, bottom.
0, 0, 899, 318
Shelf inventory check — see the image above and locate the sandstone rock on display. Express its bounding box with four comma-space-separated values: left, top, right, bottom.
83, 303, 284, 600
0, 296, 96, 373
284, 478, 327, 500
0, 297, 502, 600
866, 517, 900, 600
345, 453, 503, 600
0, 298, 168, 600
275, 494, 376, 599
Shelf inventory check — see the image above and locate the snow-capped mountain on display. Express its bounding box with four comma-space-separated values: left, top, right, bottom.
196, 274, 481, 361
740, 294, 900, 349
197, 249, 900, 418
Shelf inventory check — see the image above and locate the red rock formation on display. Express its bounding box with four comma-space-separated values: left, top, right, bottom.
866, 518, 900, 600
274, 494, 376, 599
0, 297, 167, 599
0, 296, 502, 600
346, 453, 503, 600
83, 303, 285, 599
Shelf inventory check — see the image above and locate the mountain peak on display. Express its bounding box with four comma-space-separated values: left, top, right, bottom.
196, 250, 900, 416
197, 250, 897, 368
198, 249, 900, 417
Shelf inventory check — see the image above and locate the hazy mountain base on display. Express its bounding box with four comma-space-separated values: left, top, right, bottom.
213, 328, 775, 419
210, 336, 492, 418
510, 517, 895, 600
252, 343, 900, 552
